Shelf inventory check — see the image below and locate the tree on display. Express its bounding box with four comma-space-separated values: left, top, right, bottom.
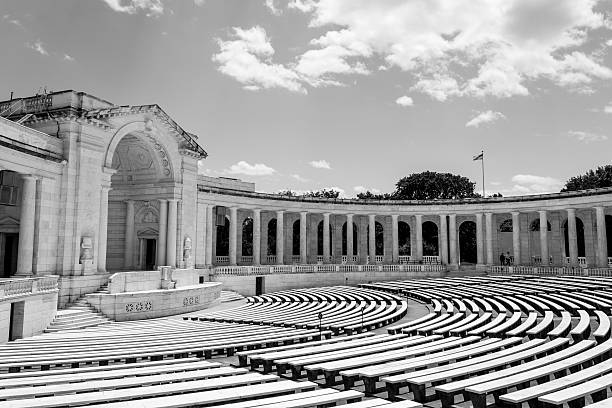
561, 165, 612, 192
356, 191, 394, 200
303, 189, 341, 198
394, 171, 477, 200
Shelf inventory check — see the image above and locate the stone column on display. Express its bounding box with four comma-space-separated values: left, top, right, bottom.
346, 214, 354, 260
323, 213, 330, 263
368, 214, 376, 262
97, 184, 111, 272
567, 208, 579, 267
476, 213, 484, 266
415, 214, 423, 261
124, 200, 135, 269
229, 207, 238, 265
511, 212, 521, 265
485, 212, 494, 265
156, 199, 168, 267
276, 210, 284, 265
439, 214, 448, 265
166, 199, 178, 267
449, 214, 458, 266
300, 211, 307, 264
253, 209, 261, 265
539, 210, 549, 266
205, 205, 214, 265
391, 214, 399, 263
16, 175, 36, 276
596, 206, 608, 267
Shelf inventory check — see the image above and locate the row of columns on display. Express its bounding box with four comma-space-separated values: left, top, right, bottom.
212, 206, 610, 268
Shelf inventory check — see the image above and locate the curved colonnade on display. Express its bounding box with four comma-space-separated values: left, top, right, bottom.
197, 186, 612, 270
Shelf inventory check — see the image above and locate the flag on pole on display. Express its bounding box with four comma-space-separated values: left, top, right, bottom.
473, 151, 483, 161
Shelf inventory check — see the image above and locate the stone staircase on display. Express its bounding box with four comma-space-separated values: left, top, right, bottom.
219, 290, 245, 303
45, 284, 112, 333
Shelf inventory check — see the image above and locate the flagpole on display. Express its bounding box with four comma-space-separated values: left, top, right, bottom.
481, 150, 485, 198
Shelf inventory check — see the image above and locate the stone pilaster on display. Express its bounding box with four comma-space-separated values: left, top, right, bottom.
511, 212, 521, 265
166, 199, 178, 267
567, 208, 578, 267
323, 213, 331, 263
439, 214, 448, 265
539, 210, 549, 266
276, 210, 284, 265
448, 214, 458, 267
368, 214, 376, 262
300, 211, 307, 264
415, 214, 423, 261
346, 214, 354, 260
205, 205, 214, 266
595, 206, 608, 267
157, 199, 168, 267
476, 213, 484, 266
124, 200, 135, 269
16, 175, 37, 276
391, 214, 399, 263
229, 207, 238, 266
253, 209, 261, 265
485, 212, 493, 265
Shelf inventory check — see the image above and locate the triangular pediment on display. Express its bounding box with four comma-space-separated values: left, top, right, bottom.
137, 227, 159, 238
0, 216, 19, 226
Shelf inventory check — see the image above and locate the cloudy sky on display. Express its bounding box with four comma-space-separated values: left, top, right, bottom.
2, 0, 612, 197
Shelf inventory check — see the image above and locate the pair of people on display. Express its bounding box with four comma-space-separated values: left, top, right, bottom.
499, 251, 512, 266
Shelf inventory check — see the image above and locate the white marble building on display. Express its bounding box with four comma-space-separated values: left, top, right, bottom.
1, 90, 611, 305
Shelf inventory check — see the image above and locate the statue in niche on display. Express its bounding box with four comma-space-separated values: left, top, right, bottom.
143, 210, 157, 223
183, 236, 193, 268
80, 237, 93, 264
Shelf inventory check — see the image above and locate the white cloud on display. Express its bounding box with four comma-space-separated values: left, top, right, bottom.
25, 40, 48, 56
101, 0, 164, 16
213, 26, 306, 93
509, 174, 563, 194
291, 174, 309, 182
604, 105, 612, 114
280, 0, 609, 100
395, 95, 413, 107
63, 54, 75, 61
194, 0, 205, 6
309, 159, 331, 169
353, 186, 381, 194
2, 14, 23, 28
568, 130, 608, 143
264, 0, 281, 16
225, 160, 276, 176
325, 186, 346, 198
465, 111, 506, 128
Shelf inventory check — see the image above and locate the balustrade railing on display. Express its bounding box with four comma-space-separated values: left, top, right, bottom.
215, 256, 229, 264
608, 257, 612, 267
423, 255, 440, 264
213, 263, 445, 276
266, 255, 277, 264
291, 255, 301, 264
240, 256, 253, 264
0, 275, 59, 298
564, 256, 588, 267
398, 255, 412, 264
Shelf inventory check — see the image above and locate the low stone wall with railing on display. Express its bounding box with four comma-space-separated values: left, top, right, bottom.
489, 265, 612, 277
0, 275, 59, 342
213, 263, 446, 276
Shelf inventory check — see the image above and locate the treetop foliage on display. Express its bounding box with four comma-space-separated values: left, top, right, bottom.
277, 188, 341, 199
562, 165, 612, 192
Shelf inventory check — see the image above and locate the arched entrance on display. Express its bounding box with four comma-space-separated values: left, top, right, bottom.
316, 220, 333, 256
342, 221, 358, 256
459, 221, 477, 264
105, 125, 175, 271
242, 218, 253, 257
398, 221, 411, 256
216, 216, 230, 257
0, 170, 21, 277
292, 220, 300, 256
562, 217, 586, 258
267, 219, 277, 256
366, 221, 385, 256
422, 221, 439, 256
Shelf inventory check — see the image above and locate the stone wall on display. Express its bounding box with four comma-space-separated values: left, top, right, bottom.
58, 274, 109, 308
0, 291, 58, 343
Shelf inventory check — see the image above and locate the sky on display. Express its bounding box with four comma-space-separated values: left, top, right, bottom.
1, 0, 612, 198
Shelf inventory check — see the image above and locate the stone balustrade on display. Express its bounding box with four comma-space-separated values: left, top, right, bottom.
0, 275, 59, 299
212, 263, 446, 276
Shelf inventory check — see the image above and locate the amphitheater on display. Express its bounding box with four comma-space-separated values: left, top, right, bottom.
0, 90, 612, 407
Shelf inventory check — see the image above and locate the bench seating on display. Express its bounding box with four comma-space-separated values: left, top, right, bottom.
440, 339, 596, 408
571, 310, 592, 342
548, 311, 573, 337
386, 313, 436, 335
340, 337, 522, 394
538, 371, 612, 408
382, 337, 567, 401
526, 310, 555, 339
594, 310, 612, 343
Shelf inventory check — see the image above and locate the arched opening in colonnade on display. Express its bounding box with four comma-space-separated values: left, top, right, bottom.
398, 221, 411, 256
292, 220, 300, 256
422, 221, 439, 256
106, 130, 174, 271
341, 222, 358, 256
607, 215, 612, 258
216, 216, 230, 257
459, 221, 477, 264
0, 170, 22, 278
562, 218, 586, 258
267, 219, 277, 256
242, 218, 253, 257
528, 217, 552, 263
316, 221, 333, 256
498, 219, 513, 261
366, 222, 385, 256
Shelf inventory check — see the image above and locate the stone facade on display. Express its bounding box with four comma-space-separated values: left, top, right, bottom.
1, 90, 611, 306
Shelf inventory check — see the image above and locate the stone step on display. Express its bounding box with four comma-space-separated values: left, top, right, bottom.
51, 314, 108, 326
44, 320, 111, 333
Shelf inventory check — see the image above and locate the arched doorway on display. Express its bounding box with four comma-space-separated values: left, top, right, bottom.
105, 129, 174, 271
398, 221, 411, 257
267, 219, 277, 256
292, 220, 300, 256
342, 221, 358, 256
422, 221, 439, 256
459, 221, 477, 264
0, 170, 21, 278
242, 218, 253, 257
366, 221, 385, 256
316, 220, 333, 256
216, 216, 230, 257
562, 217, 586, 258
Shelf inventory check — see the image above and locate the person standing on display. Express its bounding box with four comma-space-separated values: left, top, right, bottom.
499, 252, 506, 265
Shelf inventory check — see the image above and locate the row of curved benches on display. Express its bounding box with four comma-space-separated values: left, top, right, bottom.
183, 286, 409, 335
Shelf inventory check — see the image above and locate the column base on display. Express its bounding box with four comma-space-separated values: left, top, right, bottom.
447, 263, 459, 271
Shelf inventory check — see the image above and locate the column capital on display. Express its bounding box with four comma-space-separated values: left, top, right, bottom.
538, 210, 547, 215
368, 214, 376, 220
391, 214, 399, 220
158, 198, 168, 203
20, 174, 38, 181
253, 208, 262, 214
566, 208, 576, 214
415, 214, 423, 220
300, 210, 308, 216
323, 212, 331, 218
511, 211, 520, 216
276, 209, 285, 215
